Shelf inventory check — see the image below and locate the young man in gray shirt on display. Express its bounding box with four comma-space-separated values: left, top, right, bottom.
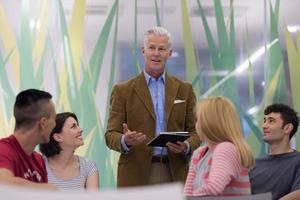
250, 104, 300, 200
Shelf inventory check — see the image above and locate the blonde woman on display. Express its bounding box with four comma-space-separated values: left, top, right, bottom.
184, 96, 254, 196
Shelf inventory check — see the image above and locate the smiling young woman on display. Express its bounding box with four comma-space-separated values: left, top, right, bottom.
39, 112, 99, 191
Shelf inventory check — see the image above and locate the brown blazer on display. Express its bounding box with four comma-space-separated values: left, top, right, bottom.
105, 72, 200, 187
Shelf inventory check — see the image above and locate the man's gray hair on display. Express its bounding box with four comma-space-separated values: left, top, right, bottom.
144, 27, 172, 48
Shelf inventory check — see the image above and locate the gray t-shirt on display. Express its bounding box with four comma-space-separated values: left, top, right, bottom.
250, 151, 300, 200
44, 156, 98, 191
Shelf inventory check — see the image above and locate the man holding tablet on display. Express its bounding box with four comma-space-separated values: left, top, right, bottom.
105, 27, 200, 187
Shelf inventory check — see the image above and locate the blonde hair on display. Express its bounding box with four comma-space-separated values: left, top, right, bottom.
195, 96, 255, 169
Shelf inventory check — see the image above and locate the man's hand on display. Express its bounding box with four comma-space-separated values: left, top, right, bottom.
166, 141, 188, 154
123, 123, 146, 146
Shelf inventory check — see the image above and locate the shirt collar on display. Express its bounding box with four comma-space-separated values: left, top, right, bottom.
143, 70, 165, 85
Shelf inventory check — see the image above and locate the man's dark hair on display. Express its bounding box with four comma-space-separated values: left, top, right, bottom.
39, 112, 78, 157
264, 104, 299, 139
14, 89, 52, 130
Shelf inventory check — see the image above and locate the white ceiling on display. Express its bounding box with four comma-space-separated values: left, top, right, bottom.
79, 0, 300, 50
2, 0, 298, 51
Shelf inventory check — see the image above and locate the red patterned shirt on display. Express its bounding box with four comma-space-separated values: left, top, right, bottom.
0, 135, 47, 183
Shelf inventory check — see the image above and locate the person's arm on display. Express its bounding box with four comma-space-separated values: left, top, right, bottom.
193, 142, 241, 196
86, 171, 99, 191
105, 85, 126, 152
280, 190, 300, 200
0, 168, 57, 190
167, 84, 200, 155
184, 84, 201, 151
281, 163, 300, 199
105, 85, 146, 153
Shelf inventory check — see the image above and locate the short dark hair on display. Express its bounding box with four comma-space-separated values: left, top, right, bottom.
264, 104, 299, 139
39, 112, 78, 157
14, 89, 52, 130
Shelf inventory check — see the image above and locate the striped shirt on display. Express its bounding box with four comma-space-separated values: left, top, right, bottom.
44, 156, 98, 191
184, 142, 251, 196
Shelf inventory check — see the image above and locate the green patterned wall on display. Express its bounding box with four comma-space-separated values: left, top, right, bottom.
0, 0, 299, 188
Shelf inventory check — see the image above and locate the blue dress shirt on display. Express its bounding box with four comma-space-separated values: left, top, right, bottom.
143, 70, 167, 156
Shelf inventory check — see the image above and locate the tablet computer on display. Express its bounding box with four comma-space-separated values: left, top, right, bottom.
146, 132, 190, 147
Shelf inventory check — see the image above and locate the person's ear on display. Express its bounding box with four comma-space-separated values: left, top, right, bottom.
168, 49, 173, 57
39, 117, 48, 129
53, 133, 63, 142
141, 47, 145, 55
284, 123, 293, 134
